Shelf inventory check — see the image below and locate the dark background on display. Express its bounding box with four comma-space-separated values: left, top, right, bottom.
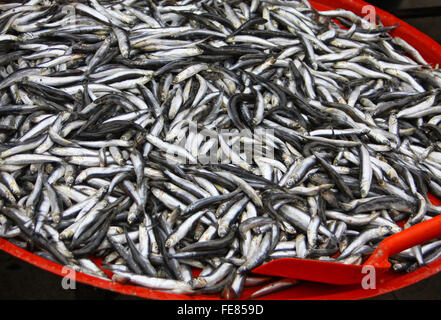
1, 0, 441, 300
370, 0, 441, 45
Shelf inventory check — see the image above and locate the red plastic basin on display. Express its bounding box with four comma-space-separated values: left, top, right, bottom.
1, 0, 441, 300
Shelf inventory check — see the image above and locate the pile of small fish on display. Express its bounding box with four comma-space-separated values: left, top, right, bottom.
1, 0, 441, 299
